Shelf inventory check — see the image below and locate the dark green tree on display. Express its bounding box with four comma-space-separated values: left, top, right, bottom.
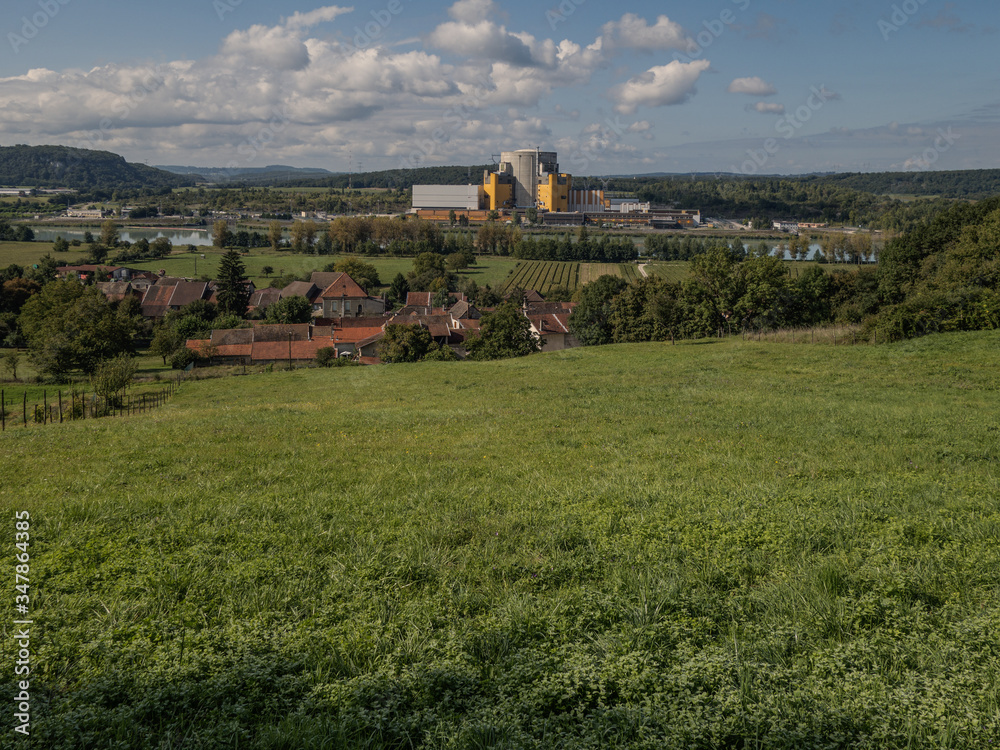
149, 325, 184, 365
465, 300, 540, 360
378, 324, 434, 363
265, 295, 312, 324
331, 258, 380, 293
389, 273, 410, 306
568, 275, 629, 346
18, 281, 138, 377
215, 249, 251, 318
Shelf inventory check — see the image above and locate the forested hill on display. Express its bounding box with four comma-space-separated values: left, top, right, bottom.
284, 164, 493, 190
0, 145, 197, 189
804, 169, 1000, 199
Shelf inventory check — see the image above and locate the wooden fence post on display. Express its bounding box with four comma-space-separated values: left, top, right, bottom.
23, 392, 27, 427
1, 389, 4, 432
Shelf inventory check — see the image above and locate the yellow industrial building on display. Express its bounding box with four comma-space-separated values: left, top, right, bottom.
410, 148, 701, 228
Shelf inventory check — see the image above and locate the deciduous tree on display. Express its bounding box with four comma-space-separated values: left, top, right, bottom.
465, 300, 540, 360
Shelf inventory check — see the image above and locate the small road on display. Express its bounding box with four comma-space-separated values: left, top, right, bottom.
638, 263, 649, 278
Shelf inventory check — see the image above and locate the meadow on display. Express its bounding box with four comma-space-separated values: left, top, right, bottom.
1, 331, 999, 748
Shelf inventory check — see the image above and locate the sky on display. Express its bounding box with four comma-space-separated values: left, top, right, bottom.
1, 0, 998, 176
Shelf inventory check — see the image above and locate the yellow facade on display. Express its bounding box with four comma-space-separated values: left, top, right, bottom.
536, 174, 572, 212
483, 173, 514, 211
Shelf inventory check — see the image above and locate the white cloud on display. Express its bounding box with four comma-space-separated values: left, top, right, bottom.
447, 0, 500, 23
748, 102, 786, 114
284, 6, 354, 30
221, 25, 312, 71
600, 14, 693, 52
610, 60, 711, 114
728, 76, 777, 96
426, 20, 537, 66
628, 121, 652, 133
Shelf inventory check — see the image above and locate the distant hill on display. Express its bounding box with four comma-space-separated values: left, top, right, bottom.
281, 165, 493, 190
801, 169, 1000, 200
0, 145, 196, 190
156, 164, 336, 184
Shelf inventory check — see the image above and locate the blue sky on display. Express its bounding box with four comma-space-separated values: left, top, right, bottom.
1, 0, 997, 175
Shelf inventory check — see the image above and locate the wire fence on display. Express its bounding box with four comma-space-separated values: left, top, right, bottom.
1, 378, 181, 431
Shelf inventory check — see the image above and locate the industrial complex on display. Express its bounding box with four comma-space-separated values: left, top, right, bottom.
411, 149, 700, 229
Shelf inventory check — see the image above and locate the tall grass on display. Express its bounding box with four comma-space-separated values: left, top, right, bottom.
2, 332, 999, 748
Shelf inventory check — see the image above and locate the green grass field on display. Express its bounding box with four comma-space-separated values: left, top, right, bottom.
0, 241, 85, 268
2, 332, 999, 748
0, 240, 517, 291
128, 250, 419, 288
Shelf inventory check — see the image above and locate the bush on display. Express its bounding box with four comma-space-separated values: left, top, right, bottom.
91, 354, 137, 407
315, 347, 338, 368
170, 348, 198, 370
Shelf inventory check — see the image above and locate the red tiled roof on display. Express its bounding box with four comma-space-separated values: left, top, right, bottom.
354, 331, 385, 349
309, 272, 344, 290
281, 281, 322, 302
213, 344, 252, 358
249, 288, 282, 309
529, 313, 570, 334
406, 292, 433, 307
250, 322, 311, 342
211, 329, 254, 346
168, 281, 210, 308
319, 272, 368, 299
332, 326, 385, 344
332, 316, 389, 329
141, 283, 176, 317
251, 339, 326, 361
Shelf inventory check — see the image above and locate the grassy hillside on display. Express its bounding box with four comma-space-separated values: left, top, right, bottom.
2, 334, 999, 748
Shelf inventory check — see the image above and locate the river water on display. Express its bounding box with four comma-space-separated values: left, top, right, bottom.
29, 226, 213, 247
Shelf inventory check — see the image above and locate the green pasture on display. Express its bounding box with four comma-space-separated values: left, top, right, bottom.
0, 240, 79, 268
128, 249, 417, 288
2, 332, 999, 747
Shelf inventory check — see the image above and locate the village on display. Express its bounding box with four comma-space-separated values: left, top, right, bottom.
55, 263, 578, 366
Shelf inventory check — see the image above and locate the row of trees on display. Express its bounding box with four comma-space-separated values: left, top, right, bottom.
568, 250, 845, 345
569, 196, 1000, 345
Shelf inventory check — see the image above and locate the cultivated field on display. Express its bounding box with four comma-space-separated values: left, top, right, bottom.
501, 260, 580, 294
2, 333, 999, 748
644, 261, 691, 282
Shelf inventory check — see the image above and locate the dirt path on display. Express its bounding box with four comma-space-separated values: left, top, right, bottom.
639, 263, 649, 278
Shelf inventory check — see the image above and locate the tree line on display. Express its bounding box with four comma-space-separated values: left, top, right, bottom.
569, 197, 1000, 345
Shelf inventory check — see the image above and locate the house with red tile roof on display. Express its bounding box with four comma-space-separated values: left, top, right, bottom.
319, 272, 386, 318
